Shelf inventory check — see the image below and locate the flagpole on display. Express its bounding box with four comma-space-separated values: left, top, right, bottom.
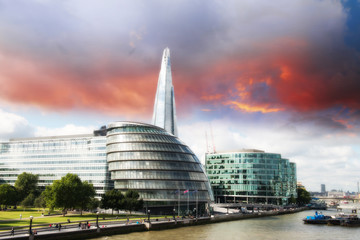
187, 190, 189, 215
178, 188, 180, 217
196, 190, 198, 219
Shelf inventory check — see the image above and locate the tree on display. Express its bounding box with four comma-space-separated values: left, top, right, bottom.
34, 194, 47, 210
289, 194, 296, 204
21, 193, 36, 208
123, 190, 144, 214
77, 181, 95, 215
42, 185, 55, 215
101, 189, 124, 215
51, 173, 87, 216
15, 172, 39, 201
297, 187, 311, 205
0, 184, 18, 208
87, 198, 100, 212
42, 174, 96, 216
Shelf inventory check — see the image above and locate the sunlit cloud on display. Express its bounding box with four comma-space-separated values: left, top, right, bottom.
201, 109, 214, 112
224, 101, 284, 113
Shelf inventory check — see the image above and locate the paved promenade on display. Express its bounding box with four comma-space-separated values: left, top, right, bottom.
0, 208, 307, 240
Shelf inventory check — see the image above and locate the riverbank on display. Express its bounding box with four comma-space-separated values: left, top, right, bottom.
0, 208, 307, 240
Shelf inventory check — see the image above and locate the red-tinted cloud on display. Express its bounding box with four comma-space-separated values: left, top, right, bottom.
0, 54, 158, 117
187, 36, 360, 116
0, 0, 358, 121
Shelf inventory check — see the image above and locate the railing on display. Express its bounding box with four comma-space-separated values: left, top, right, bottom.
0, 217, 150, 238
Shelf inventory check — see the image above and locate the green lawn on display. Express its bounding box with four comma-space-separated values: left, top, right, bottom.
0, 207, 63, 221
0, 209, 152, 228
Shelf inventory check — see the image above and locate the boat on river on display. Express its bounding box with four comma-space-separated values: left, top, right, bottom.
340, 215, 360, 227
303, 212, 331, 224
327, 213, 354, 225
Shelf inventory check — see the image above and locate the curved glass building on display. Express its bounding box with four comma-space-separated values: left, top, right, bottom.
107, 121, 213, 214
206, 149, 296, 205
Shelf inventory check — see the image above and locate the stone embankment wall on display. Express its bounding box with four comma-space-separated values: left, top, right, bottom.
6, 208, 307, 240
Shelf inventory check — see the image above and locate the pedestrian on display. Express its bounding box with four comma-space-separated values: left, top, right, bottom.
78, 222, 81, 229
10, 227, 14, 236
19, 214, 22, 220
59, 223, 61, 231
88, 223, 90, 229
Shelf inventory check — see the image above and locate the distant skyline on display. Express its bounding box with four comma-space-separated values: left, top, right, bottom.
0, 0, 360, 192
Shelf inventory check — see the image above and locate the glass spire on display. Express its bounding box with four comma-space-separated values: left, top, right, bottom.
152, 48, 178, 136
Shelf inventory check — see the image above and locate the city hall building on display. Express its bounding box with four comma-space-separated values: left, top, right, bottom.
206, 149, 297, 205
0, 48, 214, 214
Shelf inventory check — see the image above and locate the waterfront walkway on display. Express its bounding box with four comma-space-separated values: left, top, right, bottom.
0, 208, 307, 240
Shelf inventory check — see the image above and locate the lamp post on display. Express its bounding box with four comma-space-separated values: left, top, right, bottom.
173, 208, 176, 220
147, 210, 151, 223
29, 216, 33, 235
96, 212, 99, 228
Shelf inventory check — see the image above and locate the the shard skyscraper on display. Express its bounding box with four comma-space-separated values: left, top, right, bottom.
152, 48, 178, 136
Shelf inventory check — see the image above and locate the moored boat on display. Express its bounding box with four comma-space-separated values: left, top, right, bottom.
303, 212, 331, 224
327, 213, 353, 226
341, 215, 360, 227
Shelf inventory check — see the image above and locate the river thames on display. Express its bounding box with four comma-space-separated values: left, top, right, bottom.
92, 210, 360, 240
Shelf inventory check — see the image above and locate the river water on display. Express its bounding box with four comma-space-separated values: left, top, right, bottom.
92, 210, 360, 240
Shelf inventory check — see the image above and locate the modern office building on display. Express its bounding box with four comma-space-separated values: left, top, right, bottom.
0, 128, 113, 198
206, 149, 297, 205
0, 48, 214, 213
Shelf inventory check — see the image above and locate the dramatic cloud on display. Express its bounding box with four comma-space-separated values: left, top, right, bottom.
0, 0, 359, 191
1, 0, 359, 118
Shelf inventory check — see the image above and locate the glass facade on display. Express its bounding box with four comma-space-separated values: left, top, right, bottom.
152, 47, 178, 136
206, 149, 297, 205
107, 121, 213, 213
0, 134, 113, 198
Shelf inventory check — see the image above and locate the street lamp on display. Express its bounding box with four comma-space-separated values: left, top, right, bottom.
173, 208, 176, 220
96, 212, 99, 228
29, 216, 33, 235
147, 210, 151, 223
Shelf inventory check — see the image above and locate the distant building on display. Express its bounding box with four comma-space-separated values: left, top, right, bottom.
206, 149, 297, 205
297, 182, 305, 189
321, 184, 326, 193
327, 190, 345, 198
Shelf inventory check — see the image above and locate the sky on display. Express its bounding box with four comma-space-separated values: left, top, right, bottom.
0, 0, 360, 192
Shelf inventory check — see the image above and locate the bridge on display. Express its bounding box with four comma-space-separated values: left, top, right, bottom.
314, 196, 360, 203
